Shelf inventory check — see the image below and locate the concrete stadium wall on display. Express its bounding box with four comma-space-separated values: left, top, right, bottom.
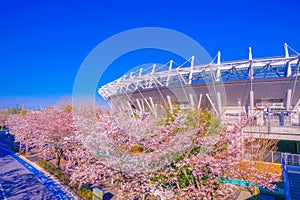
107, 77, 300, 112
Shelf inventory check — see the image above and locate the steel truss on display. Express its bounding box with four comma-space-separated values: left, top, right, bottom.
99, 44, 300, 101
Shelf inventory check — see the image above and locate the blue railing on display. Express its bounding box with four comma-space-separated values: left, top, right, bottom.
282, 156, 292, 200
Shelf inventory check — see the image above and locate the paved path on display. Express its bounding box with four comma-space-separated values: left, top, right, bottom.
0, 147, 73, 200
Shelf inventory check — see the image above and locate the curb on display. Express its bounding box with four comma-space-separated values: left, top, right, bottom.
18, 154, 81, 200
0, 146, 80, 200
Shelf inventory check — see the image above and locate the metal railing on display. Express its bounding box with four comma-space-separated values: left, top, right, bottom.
262, 151, 283, 164
246, 111, 300, 127
259, 151, 300, 165
282, 152, 300, 166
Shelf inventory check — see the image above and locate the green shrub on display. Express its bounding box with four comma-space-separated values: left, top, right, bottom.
37, 159, 94, 198
70, 183, 93, 200
79, 185, 93, 199
11, 146, 19, 152
37, 159, 70, 185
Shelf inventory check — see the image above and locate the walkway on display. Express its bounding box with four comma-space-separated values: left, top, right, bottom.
0, 146, 76, 199
243, 125, 300, 141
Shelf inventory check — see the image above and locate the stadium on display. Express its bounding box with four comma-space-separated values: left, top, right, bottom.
99, 43, 300, 120
98, 43, 300, 155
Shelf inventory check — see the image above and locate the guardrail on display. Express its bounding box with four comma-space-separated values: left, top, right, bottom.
262, 151, 283, 164
252, 151, 300, 165
282, 152, 300, 166
247, 110, 300, 127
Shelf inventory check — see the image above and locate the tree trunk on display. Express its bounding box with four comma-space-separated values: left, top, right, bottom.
56, 156, 61, 169
56, 149, 63, 169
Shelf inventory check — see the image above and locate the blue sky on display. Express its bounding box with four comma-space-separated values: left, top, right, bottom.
0, 0, 299, 108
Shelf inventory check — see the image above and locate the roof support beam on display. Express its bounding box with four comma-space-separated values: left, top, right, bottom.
197, 93, 203, 110
292, 97, 300, 111
284, 43, 292, 77
177, 68, 188, 85
167, 95, 173, 114
206, 93, 218, 115
188, 56, 195, 84
136, 99, 142, 112
166, 60, 173, 86
189, 93, 195, 110
216, 51, 221, 82
149, 97, 157, 116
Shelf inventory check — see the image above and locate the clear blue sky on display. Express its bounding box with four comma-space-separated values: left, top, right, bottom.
0, 0, 299, 108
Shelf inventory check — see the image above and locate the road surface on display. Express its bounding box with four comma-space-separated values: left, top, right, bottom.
0, 147, 71, 200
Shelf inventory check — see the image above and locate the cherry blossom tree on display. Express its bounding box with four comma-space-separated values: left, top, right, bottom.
6, 111, 41, 154
5, 100, 281, 199
38, 107, 76, 169
7, 105, 76, 169
66, 107, 280, 199
0, 109, 8, 129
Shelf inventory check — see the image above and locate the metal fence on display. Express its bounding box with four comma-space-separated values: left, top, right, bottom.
282, 152, 300, 166
262, 151, 283, 164
262, 151, 300, 165
250, 111, 300, 127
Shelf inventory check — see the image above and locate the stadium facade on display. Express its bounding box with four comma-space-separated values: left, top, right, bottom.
99, 43, 300, 118
99, 43, 300, 153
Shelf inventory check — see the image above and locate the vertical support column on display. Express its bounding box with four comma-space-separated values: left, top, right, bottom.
206, 93, 218, 115
217, 51, 221, 65
249, 90, 254, 116
248, 47, 254, 101
216, 51, 221, 82
249, 47, 254, 117
143, 98, 151, 112
248, 47, 253, 79
136, 99, 142, 112
141, 99, 145, 112
267, 104, 271, 133
248, 47, 253, 61
189, 93, 195, 110
149, 97, 157, 116
152, 64, 156, 73
127, 101, 134, 117
166, 60, 173, 87
284, 43, 292, 77
238, 99, 242, 122
167, 95, 173, 113
248, 61, 254, 81
284, 42, 289, 58
286, 89, 292, 111
217, 92, 222, 116
139, 68, 143, 76
216, 68, 221, 82
197, 94, 203, 110
188, 56, 194, 84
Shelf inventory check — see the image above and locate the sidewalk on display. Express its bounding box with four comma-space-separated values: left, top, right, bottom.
17, 153, 81, 200
0, 138, 80, 200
